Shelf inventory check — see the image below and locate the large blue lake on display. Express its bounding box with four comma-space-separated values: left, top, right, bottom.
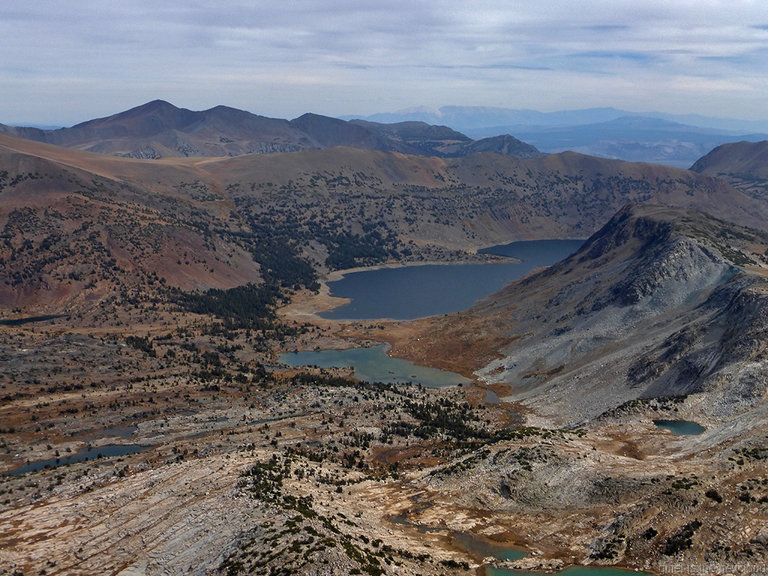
320, 239, 584, 320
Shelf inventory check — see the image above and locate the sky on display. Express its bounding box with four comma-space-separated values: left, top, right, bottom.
3, 0, 768, 126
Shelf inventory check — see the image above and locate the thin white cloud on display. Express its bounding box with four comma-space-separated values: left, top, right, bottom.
2, 0, 768, 124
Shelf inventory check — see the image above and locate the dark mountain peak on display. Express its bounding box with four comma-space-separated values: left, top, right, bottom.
291, 112, 340, 123
205, 104, 252, 117
572, 203, 677, 262
90, 99, 185, 124
574, 201, 763, 262
290, 112, 360, 135
132, 99, 178, 113
567, 202, 768, 310
66, 99, 198, 139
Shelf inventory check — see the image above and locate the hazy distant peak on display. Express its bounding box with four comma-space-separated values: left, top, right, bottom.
388, 105, 440, 116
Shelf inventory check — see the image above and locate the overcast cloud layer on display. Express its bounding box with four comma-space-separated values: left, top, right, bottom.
2, 1, 768, 125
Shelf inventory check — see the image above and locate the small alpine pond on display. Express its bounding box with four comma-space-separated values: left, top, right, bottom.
653, 419, 705, 435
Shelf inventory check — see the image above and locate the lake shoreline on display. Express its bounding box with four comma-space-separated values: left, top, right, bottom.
318, 240, 584, 321
280, 238, 588, 325
277, 239, 585, 376
278, 254, 518, 325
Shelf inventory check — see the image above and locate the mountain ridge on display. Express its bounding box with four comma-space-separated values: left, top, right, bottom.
0, 100, 542, 161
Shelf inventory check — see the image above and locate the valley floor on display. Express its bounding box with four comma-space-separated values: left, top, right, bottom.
0, 284, 766, 576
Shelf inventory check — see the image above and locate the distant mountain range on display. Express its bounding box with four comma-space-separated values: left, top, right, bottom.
345, 106, 768, 168
0, 100, 541, 160
5, 101, 768, 168
346, 105, 768, 133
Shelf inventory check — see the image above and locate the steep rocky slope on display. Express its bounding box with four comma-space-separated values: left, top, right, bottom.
396, 204, 768, 427
382, 203, 768, 574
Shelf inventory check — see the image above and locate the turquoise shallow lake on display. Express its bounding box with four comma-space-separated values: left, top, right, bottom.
280, 344, 469, 388
320, 239, 583, 320
452, 528, 653, 576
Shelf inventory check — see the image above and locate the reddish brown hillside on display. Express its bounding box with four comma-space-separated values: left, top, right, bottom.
2, 131, 768, 318
0, 137, 261, 315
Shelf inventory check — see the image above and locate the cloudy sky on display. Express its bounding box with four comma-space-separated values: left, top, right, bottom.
3, 0, 768, 125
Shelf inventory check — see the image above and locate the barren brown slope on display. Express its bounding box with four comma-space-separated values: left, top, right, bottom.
0, 131, 213, 189
3, 130, 765, 238
202, 146, 768, 243
0, 135, 261, 315
691, 140, 768, 177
